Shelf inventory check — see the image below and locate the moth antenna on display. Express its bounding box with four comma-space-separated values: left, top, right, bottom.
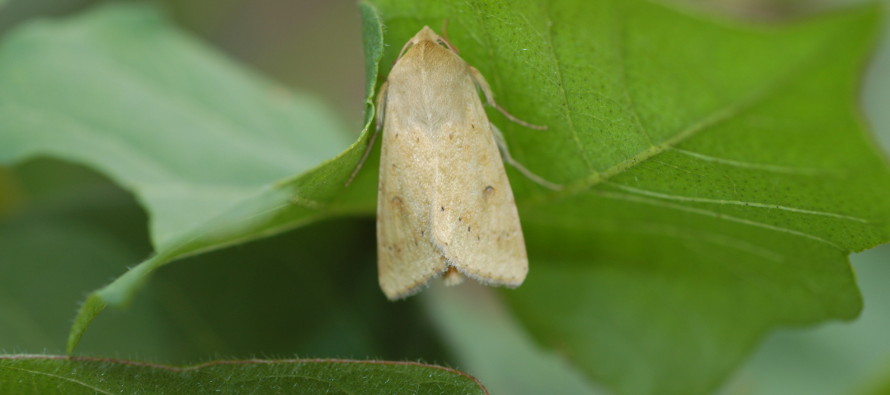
467, 66, 547, 130
346, 81, 389, 187
490, 123, 563, 190
397, 38, 415, 59
439, 20, 459, 53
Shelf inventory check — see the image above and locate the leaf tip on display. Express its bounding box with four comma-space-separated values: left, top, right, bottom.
66, 293, 108, 355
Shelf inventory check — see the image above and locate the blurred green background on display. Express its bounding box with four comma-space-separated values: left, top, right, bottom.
1, 0, 889, 394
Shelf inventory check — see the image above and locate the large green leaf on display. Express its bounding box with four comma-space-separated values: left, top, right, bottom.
0, 356, 485, 394
0, 3, 355, 249
1, 1, 889, 394
0, 2, 381, 355
366, 1, 890, 394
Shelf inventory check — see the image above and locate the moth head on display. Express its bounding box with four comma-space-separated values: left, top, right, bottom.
399, 26, 457, 59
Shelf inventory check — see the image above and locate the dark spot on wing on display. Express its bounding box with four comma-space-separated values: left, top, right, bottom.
483, 185, 495, 200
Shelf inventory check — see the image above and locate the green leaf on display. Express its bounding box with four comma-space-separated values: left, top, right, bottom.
0, 3, 353, 249
0, 356, 485, 394
363, 0, 890, 394
0, 3, 381, 354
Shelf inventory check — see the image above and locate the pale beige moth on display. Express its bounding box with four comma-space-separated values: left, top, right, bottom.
367, 26, 556, 300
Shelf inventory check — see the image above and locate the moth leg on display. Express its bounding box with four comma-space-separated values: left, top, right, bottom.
375, 80, 389, 128
490, 122, 563, 190
468, 66, 547, 130
346, 81, 389, 187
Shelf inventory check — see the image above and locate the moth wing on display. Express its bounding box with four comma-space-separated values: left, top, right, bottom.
430, 84, 529, 286
377, 92, 447, 300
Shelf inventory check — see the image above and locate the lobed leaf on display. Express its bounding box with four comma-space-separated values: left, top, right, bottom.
365, 0, 890, 393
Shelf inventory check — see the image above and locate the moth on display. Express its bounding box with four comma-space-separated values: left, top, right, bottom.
356, 26, 557, 300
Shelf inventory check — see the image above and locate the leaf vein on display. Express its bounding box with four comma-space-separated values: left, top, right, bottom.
615, 9, 654, 145
669, 147, 837, 176
591, 190, 842, 249
542, 6, 594, 170
0, 365, 114, 394
606, 181, 871, 224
